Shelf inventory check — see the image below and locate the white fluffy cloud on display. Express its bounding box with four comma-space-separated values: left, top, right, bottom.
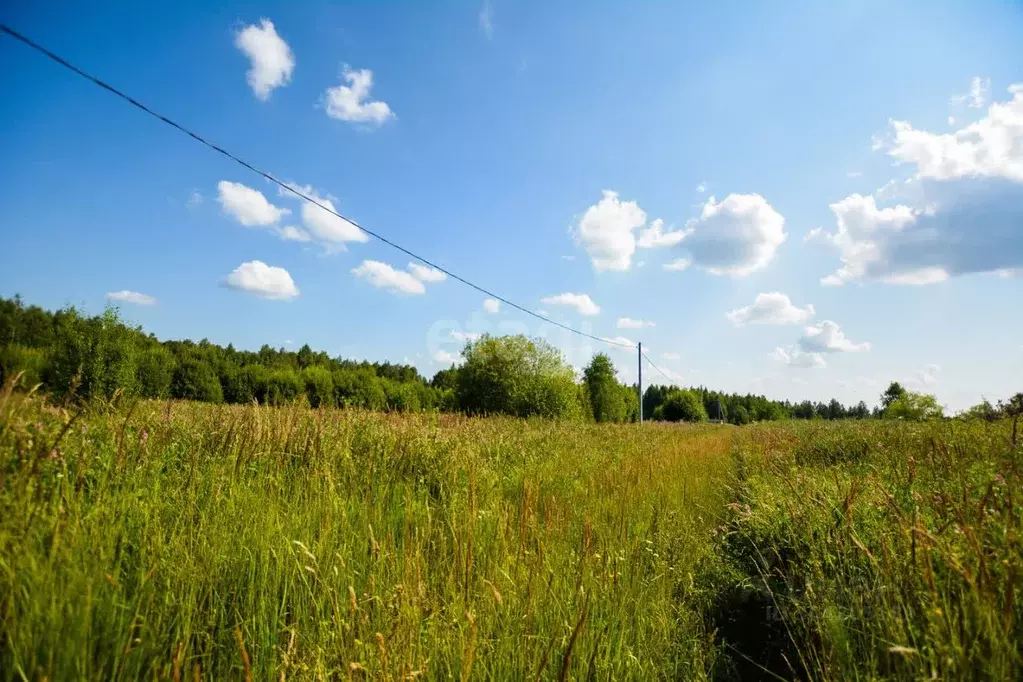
352, 260, 428, 295
540, 292, 600, 316
324, 67, 394, 125
799, 320, 870, 353
234, 19, 294, 100
773, 346, 826, 369
661, 352, 681, 361
726, 292, 815, 326
663, 258, 691, 271
217, 181, 289, 226
572, 190, 647, 271
637, 219, 689, 248
408, 263, 447, 282
617, 317, 655, 329
890, 84, 1022, 181
274, 225, 312, 242
299, 195, 367, 245
600, 336, 637, 349
681, 194, 787, 276
225, 260, 299, 300
450, 330, 481, 343
816, 83, 1023, 285
483, 298, 501, 314
277, 183, 368, 246
105, 290, 156, 305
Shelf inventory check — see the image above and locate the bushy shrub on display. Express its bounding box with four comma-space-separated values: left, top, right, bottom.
456, 335, 580, 419
303, 366, 334, 408
171, 358, 223, 403
661, 389, 708, 422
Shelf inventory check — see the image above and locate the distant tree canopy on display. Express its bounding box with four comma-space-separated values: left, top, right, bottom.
2, 296, 1015, 424
455, 335, 581, 419
0, 296, 445, 412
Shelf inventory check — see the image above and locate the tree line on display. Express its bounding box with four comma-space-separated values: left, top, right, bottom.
1, 296, 1017, 424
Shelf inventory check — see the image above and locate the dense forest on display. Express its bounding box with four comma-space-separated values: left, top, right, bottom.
1, 296, 1017, 424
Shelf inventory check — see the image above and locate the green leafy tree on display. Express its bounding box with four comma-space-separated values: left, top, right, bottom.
303, 365, 335, 408
171, 358, 223, 403
583, 353, 626, 423
137, 346, 175, 399
457, 335, 580, 419
885, 391, 943, 421
881, 381, 907, 410
661, 390, 708, 423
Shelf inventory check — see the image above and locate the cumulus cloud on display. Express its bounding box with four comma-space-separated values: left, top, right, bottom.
541, 292, 600, 316
726, 292, 815, 326
234, 19, 294, 100
483, 298, 501, 313
600, 336, 637, 349
572, 190, 647, 271
225, 260, 299, 300
817, 83, 1023, 285
799, 320, 870, 353
450, 330, 481, 343
681, 194, 787, 276
351, 260, 427, 295
696, 182, 707, 193
663, 258, 691, 271
773, 346, 826, 369
217, 181, 289, 226
105, 290, 156, 305
273, 225, 312, 242
278, 183, 368, 246
323, 67, 394, 125
661, 352, 681, 361
617, 317, 655, 329
408, 263, 447, 282
637, 218, 689, 248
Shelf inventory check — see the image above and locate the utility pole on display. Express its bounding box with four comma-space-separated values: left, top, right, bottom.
638, 341, 643, 423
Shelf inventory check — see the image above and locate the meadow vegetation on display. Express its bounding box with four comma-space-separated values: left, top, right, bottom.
2, 294, 1021, 679
2, 379, 1020, 680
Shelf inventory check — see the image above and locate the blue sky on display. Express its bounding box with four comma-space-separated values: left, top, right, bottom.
1, 0, 1021, 411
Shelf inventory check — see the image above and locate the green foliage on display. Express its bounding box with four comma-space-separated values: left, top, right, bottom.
884, 390, 944, 420
382, 378, 421, 412
137, 346, 175, 399
661, 389, 708, 422
881, 380, 908, 409
583, 353, 627, 422
302, 365, 334, 408
0, 344, 48, 389
456, 334, 580, 419
171, 357, 223, 403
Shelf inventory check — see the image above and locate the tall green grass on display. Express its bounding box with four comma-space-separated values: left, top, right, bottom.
712, 419, 1022, 680
3, 383, 1019, 680
0, 388, 733, 680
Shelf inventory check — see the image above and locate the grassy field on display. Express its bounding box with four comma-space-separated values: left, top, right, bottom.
1, 387, 1019, 680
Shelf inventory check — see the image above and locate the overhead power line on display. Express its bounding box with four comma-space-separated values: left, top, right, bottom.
0, 23, 634, 349
641, 351, 678, 384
